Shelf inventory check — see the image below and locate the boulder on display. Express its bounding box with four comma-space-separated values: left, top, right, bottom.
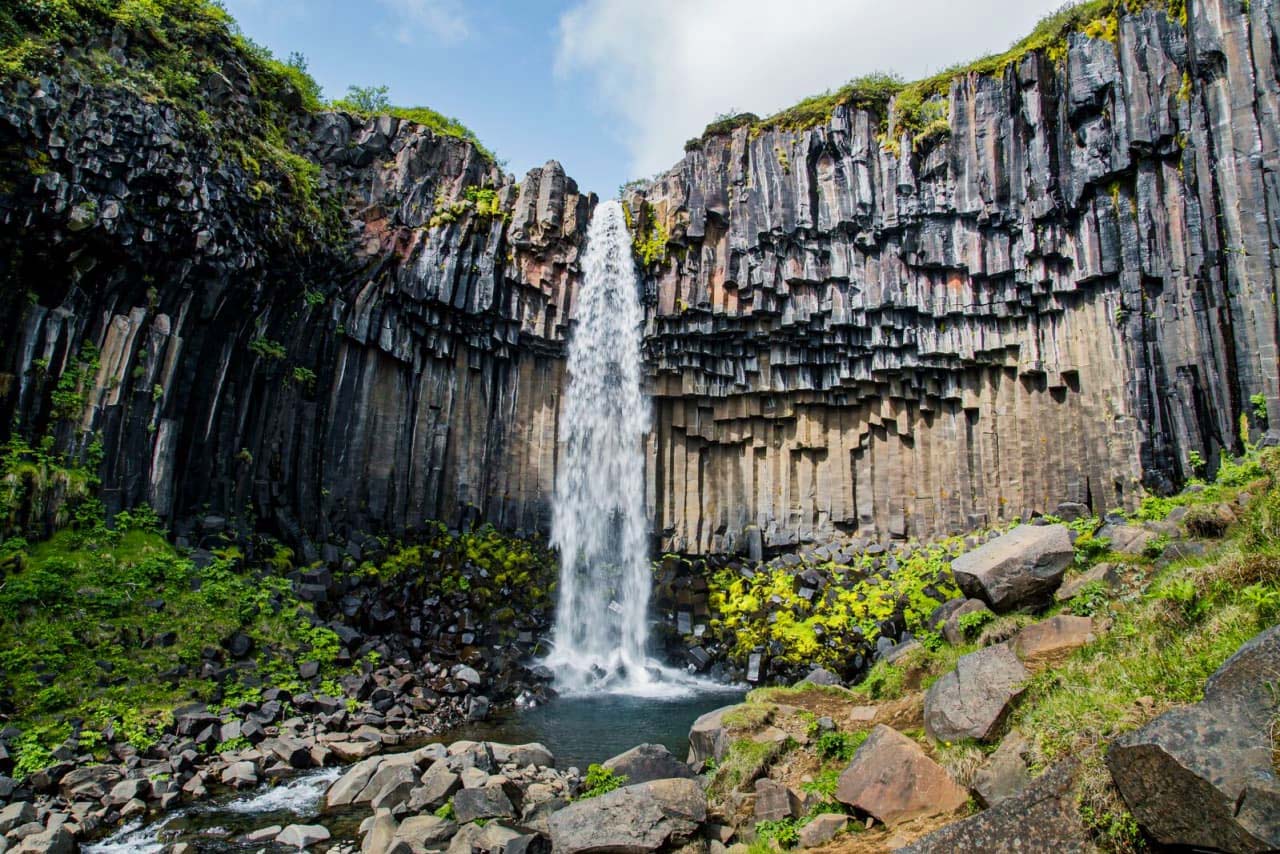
491, 743, 555, 769
394, 814, 458, 847
688, 705, 740, 767
0, 802, 34, 834
448, 822, 521, 854
10, 824, 74, 854
753, 778, 801, 822
941, 599, 993, 645
220, 761, 258, 789
453, 781, 520, 823
972, 733, 1032, 807
107, 777, 151, 806
1010, 616, 1096, 670
899, 761, 1091, 853
1054, 563, 1122, 603
798, 667, 841, 687
1097, 524, 1156, 555
59, 765, 122, 801
277, 824, 331, 848
327, 755, 383, 808
548, 778, 706, 854
834, 726, 967, 825
602, 744, 697, 785
797, 814, 847, 848
413, 762, 462, 810
950, 524, 1074, 612
924, 644, 1029, 743
1106, 625, 1280, 851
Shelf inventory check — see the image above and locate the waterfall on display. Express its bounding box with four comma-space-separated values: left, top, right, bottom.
544, 200, 674, 696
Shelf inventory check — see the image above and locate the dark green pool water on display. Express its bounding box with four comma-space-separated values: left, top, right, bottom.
437, 689, 747, 770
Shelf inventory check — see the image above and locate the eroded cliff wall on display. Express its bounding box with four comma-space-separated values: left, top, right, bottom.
632, 0, 1280, 553
0, 48, 590, 549
2, 1, 1278, 558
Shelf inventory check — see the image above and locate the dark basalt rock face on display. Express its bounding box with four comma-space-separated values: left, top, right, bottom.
629, 1, 1280, 554
3, 2, 1280, 560
0, 43, 590, 550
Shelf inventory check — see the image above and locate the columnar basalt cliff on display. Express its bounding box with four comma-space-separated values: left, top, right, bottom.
631, 0, 1280, 553
2, 1, 1279, 559
0, 48, 591, 549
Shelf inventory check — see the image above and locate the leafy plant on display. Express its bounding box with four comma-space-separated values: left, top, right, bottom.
816, 729, 867, 762
1069, 580, 1111, 617
578, 764, 627, 799
957, 608, 995, 640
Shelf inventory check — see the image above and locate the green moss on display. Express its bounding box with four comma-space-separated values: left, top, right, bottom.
428, 185, 508, 229
706, 538, 965, 670
630, 201, 670, 268
701, 0, 1187, 150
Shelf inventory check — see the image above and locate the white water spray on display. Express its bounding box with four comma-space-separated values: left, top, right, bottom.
545, 200, 690, 696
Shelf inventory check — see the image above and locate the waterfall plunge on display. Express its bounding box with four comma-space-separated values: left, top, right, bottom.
545, 200, 691, 697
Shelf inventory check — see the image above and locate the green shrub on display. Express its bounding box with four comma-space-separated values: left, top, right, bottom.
957, 608, 995, 640
578, 764, 627, 799
816, 730, 867, 762
1069, 580, 1111, 617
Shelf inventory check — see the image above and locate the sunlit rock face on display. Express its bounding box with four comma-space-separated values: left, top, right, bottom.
2, 2, 1279, 557
628, 2, 1280, 553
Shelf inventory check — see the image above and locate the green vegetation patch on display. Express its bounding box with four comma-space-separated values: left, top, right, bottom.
694, 0, 1188, 153
0, 504, 354, 775
707, 538, 965, 670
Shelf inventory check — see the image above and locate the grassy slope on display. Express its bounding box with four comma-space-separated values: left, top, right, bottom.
704, 445, 1280, 853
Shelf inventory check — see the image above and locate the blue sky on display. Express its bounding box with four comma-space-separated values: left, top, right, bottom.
223, 0, 1069, 198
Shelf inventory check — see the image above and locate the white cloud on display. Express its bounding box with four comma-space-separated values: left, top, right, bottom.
556, 0, 1068, 179
376, 0, 469, 44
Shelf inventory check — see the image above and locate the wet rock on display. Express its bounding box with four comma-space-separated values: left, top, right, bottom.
835, 726, 967, 825
548, 778, 706, 854
1107, 625, 1280, 851
950, 525, 1075, 612
602, 744, 697, 786
924, 644, 1029, 743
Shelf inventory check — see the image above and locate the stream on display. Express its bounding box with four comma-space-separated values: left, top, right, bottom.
85, 690, 743, 852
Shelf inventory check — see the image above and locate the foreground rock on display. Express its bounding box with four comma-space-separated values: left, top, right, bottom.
835, 725, 967, 825
950, 524, 1074, 612
1010, 616, 1096, 671
602, 744, 697, 785
924, 644, 1029, 743
899, 761, 1091, 853
547, 778, 706, 854
1107, 625, 1280, 851
687, 705, 740, 766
